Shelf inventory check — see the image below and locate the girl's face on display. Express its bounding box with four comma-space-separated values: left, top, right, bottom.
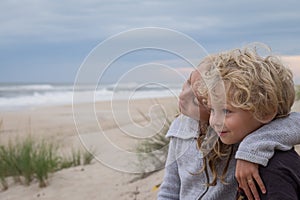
179, 70, 210, 122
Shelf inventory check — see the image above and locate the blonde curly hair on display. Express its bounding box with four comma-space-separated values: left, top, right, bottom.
203, 47, 294, 120
196, 44, 295, 186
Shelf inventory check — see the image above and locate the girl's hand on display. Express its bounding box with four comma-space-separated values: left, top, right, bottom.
235, 159, 266, 200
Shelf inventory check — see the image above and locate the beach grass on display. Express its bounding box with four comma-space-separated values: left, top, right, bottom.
0, 135, 95, 190
296, 85, 300, 100
82, 148, 95, 165
134, 102, 177, 175
60, 147, 95, 170
0, 137, 59, 189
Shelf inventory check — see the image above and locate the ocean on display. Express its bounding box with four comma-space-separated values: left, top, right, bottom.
0, 83, 182, 111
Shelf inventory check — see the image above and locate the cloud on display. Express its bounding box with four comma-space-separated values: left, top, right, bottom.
1, 0, 300, 49
1, 0, 300, 83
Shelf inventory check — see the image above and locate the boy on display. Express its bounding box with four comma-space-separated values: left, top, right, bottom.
200, 45, 300, 199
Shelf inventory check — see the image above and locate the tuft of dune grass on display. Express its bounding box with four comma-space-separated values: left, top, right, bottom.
134, 100, 177, 176
0, 119, 95, 191
296, 85, 300, 101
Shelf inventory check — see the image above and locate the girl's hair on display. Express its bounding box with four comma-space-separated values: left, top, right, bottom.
197, 128, 233, 186
196, 44, 295, 185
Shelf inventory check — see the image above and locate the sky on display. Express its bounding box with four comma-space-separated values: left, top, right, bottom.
1, 0, 300, 84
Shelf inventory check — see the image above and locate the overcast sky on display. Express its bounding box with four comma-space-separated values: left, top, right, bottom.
1, 0, 300, 84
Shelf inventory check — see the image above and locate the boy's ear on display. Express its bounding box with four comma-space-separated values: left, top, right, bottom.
257, 112, 277, 124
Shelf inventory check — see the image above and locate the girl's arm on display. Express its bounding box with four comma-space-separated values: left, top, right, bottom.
157, 137, 180, 200
236, 112, 300, 166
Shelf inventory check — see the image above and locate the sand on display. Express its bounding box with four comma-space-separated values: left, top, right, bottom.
0, 97, 178, 200
0, 97, 300, 200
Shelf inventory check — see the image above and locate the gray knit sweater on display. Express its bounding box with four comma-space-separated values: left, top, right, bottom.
157, 112, 300, 200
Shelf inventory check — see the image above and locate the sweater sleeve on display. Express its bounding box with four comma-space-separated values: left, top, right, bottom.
157, 137, 180, 200
235, 112, 300, 166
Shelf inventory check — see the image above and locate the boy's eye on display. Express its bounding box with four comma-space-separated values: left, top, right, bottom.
223, 109, 231, 114
208, 108, 230, 115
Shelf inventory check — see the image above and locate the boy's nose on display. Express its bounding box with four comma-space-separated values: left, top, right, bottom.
210, 113, 224, 127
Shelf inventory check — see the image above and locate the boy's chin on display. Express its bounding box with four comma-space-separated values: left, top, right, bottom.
219, 137, 235, 145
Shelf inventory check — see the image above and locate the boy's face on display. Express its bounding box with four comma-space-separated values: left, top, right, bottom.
207, 86, 264, 145
179, 70, 210, 122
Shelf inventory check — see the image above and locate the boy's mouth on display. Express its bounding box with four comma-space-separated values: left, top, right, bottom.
217, 131, 228, 137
